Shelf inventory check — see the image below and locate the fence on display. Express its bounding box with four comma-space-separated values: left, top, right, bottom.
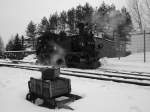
101, 31, 150, 62
127, 31, 150, 62
127, 31, 150, 52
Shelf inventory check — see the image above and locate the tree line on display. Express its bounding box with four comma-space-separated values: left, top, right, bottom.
26, 2, 132, 38
3, 2, 133, 55
5, 34, 25, 51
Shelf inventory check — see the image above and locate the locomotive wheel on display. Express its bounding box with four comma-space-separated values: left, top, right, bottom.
65, 54, 80, 68
26, 93, 36, 103
49, 99, 57, 109
65, 55, 72, 67
26, 93, 32, 101
65, 55, 75, 67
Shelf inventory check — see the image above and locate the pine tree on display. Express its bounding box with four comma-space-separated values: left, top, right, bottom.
97, 2, 110, 15
13, 34, 23, 51
26, 21, 36, 38
92, 2, 114, 32
67, 8, 76, 33
26, 21, 36, 49
59, 11, 67, 31
82, 3, 93, 23
76, 5, 84, 22
0, 36, 4, 57
6, 34, 24, 51
49, 12, 59, 32
38, 17, 50, 34
21, 35, 25, 50
6, 34, 25, 59
117, 7, 133, 41
6, 37, 14, 51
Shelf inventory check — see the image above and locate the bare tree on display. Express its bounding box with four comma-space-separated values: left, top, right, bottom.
128, 0, 150, 30
145, 0, 150, 11
128, 0, 144, 30
141, 0, 150, 27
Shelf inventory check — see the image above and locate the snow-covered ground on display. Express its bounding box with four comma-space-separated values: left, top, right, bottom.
22, 54, 37, 63
100, 52, 150, 73
0, 52, 150, 112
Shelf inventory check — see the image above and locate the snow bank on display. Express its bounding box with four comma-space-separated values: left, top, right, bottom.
22, 54, 37, 63
0, 67, 150, 112
0, 52, 150, 112
100, 52, 150, 73
0, 59, 12, 63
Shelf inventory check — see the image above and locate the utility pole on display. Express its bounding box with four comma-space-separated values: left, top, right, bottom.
144, 30, 146, 62
115, 31, 120, 60
118, 36, 120, 60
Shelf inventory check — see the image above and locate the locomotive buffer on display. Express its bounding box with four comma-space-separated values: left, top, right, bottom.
26, 67, 81, 110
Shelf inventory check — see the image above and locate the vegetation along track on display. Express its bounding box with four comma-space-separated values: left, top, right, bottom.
1, 62, 150, 86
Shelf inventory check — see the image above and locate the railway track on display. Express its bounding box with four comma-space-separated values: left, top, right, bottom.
98, 68, 150, 77
61, 69, 150, 81
1, 62, 150, 86
60, 68, 150, 86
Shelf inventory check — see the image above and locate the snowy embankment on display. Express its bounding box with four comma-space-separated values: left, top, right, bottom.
22, 54, 37, 63
0, 52, 150, 112
0, 67, 150, 112
100, 52, 150, 73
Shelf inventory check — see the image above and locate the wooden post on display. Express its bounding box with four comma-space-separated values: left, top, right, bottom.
144, 30, 146, 62
116, 32, 120, 60
114, 31, 120, 60
118, 37, 120, 60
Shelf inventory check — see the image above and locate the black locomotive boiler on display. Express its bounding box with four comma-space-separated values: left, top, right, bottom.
36, 23, 103, 69
64, 23, 103, 69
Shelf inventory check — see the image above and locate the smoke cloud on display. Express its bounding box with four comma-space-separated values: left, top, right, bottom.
92, 9, 127, 35
108, 10, 126, 31
49, 43, 66, 67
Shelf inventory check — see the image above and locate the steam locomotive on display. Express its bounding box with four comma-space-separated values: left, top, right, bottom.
36, 23, 103, 69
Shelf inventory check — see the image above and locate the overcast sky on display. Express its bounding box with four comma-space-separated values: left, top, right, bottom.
0, 0, 126, 45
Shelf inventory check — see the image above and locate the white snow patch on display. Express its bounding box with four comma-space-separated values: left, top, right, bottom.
0, 52, 150, 112
0, 67, 150, 112
100, 52, 150, 73
22, 54, 37, 63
